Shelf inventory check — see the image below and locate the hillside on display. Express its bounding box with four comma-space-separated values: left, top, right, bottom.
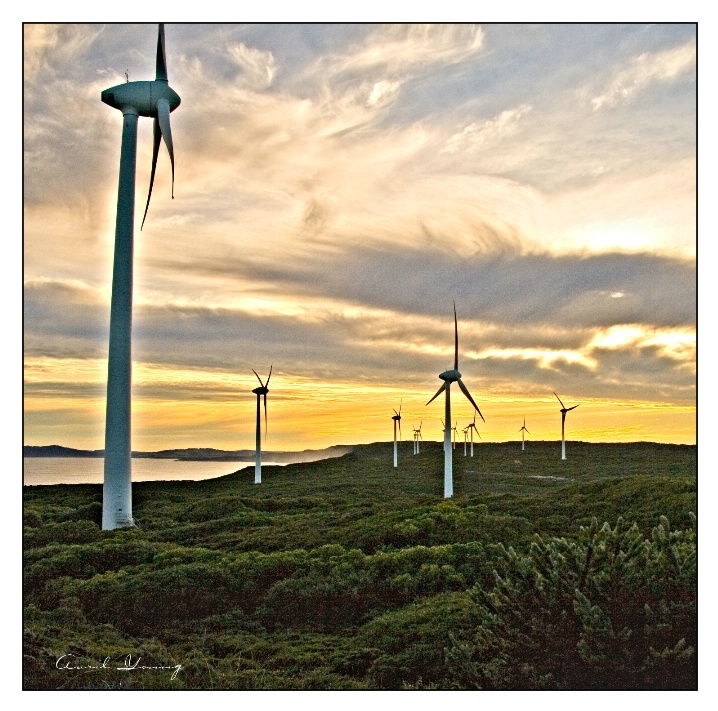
23, 444, 353, 463
23, 441, 697, 690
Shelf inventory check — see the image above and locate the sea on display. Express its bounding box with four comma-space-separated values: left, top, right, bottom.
23, 457, 286, 486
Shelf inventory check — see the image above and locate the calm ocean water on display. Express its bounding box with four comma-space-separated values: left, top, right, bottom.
23, 457, 286, 486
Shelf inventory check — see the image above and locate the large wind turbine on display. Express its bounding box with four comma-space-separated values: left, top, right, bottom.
519, 417, 530, 451
252, 366, 272, 483
100, 24, 181, 530
466, 412, 480, 457
554, 392, 579, 460
392, 403, 402, 468
427, 304, 485, 498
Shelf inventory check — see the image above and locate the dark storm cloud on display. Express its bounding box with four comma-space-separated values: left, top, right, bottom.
166, 238, 695, 331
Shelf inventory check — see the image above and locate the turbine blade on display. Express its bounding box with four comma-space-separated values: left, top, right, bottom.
525, 428, 530, 434
156, 23, 168, 82
426, 382, 446, 406
554, 392, 565, 409
393, 409, 399, 417
567, 404, 580, 411
252, 369, 264, 387
156, 98, 175, 198
399, 420, 402, 440
140, 117, 162, 230
453, 302, 459, 371
265, 364, 273, 387
457, 378, 485, 422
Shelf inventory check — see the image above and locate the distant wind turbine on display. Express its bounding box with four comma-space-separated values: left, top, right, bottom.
451, 421, 458, 449
100, 24, 181, 530
554, 392, 579, 460
427, 304, 485, 498
412, 421, 423, 455
392, 402, 402, 468
466, 412, 481, 457
252, 366, 272, 483
462, 427, 468, 456
519, 417, 530, 451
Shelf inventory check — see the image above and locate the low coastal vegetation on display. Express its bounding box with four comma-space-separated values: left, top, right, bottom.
23, 441, 696, 690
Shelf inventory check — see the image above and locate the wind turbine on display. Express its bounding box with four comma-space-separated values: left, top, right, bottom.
412, 421, 423, 455
518, 417, 530, 451
252, 366, 272, 483
100, 24, 181, 530
462, 427, 468, 456
392, 403, 402, 467
427, 304, 485, 498
466, 412, 481, 457
452, 421, 458, 449
554, 392, 579, 460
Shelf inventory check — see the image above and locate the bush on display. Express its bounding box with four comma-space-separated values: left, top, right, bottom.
445, 515, 696, 689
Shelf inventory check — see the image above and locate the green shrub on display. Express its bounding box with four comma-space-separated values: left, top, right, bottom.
446, 515, 696, 690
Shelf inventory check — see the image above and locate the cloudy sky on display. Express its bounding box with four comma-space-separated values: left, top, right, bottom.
23, 22, 696, 452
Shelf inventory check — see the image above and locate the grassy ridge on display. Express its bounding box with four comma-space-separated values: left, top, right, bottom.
23, 441, 696, 690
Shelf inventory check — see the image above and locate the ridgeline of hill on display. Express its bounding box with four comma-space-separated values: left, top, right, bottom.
24, 440, 696, 690
23, 443, 353, 463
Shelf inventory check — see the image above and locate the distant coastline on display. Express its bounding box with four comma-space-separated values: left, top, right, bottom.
23, 444, 354, 464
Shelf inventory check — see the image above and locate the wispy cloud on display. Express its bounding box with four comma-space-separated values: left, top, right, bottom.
588, 37, 696, 110
441, 105, 532, 154
227, 42, 277, 89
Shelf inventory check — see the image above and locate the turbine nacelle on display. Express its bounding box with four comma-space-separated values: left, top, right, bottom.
252, 386, 269, 396
439, 369, 461, 382
101, 81, 181, 117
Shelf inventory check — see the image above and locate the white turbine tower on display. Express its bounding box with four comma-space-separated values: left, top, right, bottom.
252, 366, 272, 483
554, 392, 579, 460
391, 403, 402, 468
466, 412, 480, 457
519, 417, 530, 451
427, 304, 485, 498
100, 24, 180, 530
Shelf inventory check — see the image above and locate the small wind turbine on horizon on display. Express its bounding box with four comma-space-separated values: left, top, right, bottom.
519, 417, 530, 451
462, 427, 468, 456
252, 366, 272, 483
412, 421, 423, 455
554, 392, 579, 460
100, 24, 181, 530
391, 403, 403, 467
427, 304, 485, 498
451, 421, 458, 450
466, 412, 481, 457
